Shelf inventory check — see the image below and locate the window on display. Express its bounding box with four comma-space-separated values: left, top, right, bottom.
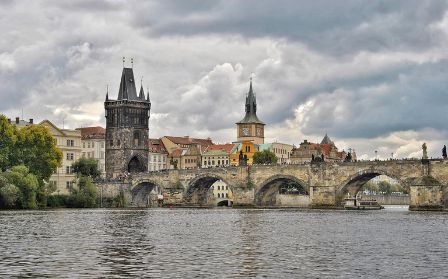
66, 181, 75, 189
100, 151, 104, 159
218, 186, 220, 190
66, 153, 74, 160
101, 142, 104, 148
134, 131, 140, 146
226, 193, 228, 198
67, 139, 74, 147
83, 142, 85, 148
66, 166, 74, 174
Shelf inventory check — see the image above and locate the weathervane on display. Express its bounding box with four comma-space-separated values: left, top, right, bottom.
131, 57, 134, 68
122, 57, 125, 68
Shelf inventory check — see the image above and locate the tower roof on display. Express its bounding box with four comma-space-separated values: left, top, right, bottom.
117, 67, 138, 100
236, 79, 265, 125
320, 133, 334, 145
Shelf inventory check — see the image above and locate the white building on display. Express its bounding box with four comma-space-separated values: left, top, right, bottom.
258, 142, 294, 164
40, 120, 82, 195
148, 138, 168, 171
76, 127, 106, 177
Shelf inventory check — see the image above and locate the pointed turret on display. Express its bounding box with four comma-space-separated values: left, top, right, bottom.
237, 78, 264, 125
117, 68, 138, 100
139, 85, 145, 100
321, 133, 334, 145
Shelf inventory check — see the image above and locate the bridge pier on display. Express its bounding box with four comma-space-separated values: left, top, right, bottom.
409, 176, 445, 211
309, 186, 337, 208
232, 187, 255, 207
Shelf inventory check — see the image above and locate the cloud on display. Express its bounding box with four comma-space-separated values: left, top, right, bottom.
1, 0, 448, 159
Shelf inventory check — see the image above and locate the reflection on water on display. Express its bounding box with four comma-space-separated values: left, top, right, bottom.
0, 207, 447, 278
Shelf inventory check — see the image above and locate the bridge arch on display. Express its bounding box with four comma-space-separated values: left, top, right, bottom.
130, 178, 163, 207
336, 169, 407, 206
255, 175, 309, 207
185, 174, 234, 206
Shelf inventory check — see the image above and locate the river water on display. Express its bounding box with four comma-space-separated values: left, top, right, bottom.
0, 206, 447, 278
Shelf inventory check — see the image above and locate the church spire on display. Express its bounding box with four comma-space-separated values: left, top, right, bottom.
237, 77, 264, 125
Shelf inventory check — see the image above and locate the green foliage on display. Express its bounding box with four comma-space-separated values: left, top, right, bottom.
72, 157, 101, 179
0, 176, 20, 208
0, 165, 39, 209
0, 115, 63, 209
67, 176, 98, 208
253, 150, 278, 165
47, 195, 68, 208
0, 115, 17, 171
12, 124, 63, 182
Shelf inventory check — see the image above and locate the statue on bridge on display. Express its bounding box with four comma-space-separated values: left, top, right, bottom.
443, 145, 447, 159
239, 150, 248, 166
422, 143, 428, 160
344, 152, 352, 162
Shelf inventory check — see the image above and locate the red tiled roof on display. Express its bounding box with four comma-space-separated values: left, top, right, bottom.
76, 126, 105, 140
169, 148, 183, 158
206, 144, 235, 154
148, 138, 168, 154
165, 136, 213, 147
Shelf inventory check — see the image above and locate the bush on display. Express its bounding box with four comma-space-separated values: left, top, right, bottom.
66, 176, 98, 208
47, 195, 68, 208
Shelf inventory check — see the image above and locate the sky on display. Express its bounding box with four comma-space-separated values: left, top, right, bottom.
1, 0, 448, 159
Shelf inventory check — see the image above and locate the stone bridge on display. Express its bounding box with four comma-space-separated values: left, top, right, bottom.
97, 159, 448, 210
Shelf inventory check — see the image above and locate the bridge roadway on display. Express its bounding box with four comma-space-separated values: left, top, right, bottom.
97, 159, 448, 210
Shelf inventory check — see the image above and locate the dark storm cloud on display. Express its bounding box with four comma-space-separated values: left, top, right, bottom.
134, 0, 448, 55
299, 59, 448, 138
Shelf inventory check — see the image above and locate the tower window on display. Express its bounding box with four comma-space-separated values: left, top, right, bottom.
134, 131, 140, 146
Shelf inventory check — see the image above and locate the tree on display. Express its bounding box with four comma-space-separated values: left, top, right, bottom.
0, 115, 17, 171
72, 157, 101, 179
13, 124, 62, 182
1, 165, 39, 209
253, 150, 278, 165
378, 181, 393, 195
0, 176, 20, 208
67, 176, 98, 208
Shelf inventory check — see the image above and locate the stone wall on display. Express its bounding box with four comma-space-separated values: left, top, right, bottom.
362, 195, 410, 205
275, 194, 310, 207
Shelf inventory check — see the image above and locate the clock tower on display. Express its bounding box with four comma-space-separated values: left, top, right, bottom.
236, 78, 265, 144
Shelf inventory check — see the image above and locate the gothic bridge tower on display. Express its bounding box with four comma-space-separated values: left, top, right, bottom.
105, 67, 151, 178
236, 78, 265, 144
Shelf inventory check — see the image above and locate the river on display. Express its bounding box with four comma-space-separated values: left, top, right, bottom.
0, 206, 447, 278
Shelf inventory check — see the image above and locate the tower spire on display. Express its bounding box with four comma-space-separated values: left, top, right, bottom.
106, 84, 109, 101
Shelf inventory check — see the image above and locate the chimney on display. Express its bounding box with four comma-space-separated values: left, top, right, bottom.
29, 119, 33, 124
7, 118, 11, 124
15, 117, 19, 124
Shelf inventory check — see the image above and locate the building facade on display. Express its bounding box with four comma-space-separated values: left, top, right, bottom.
40, 120, 82, 195
161, 136, 213, 169
236, 79, 265, 144
230, 140, 258, 166
105, 67, 151, 178
77, 127, 106, 177
201, 144, 234, 168
290, 134, 356, 163
258, 142, 294, 164
148, 138, 168, 171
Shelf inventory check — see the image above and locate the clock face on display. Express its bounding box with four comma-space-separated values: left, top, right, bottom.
256, 127, 262, 137
242, 127, 250, 136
